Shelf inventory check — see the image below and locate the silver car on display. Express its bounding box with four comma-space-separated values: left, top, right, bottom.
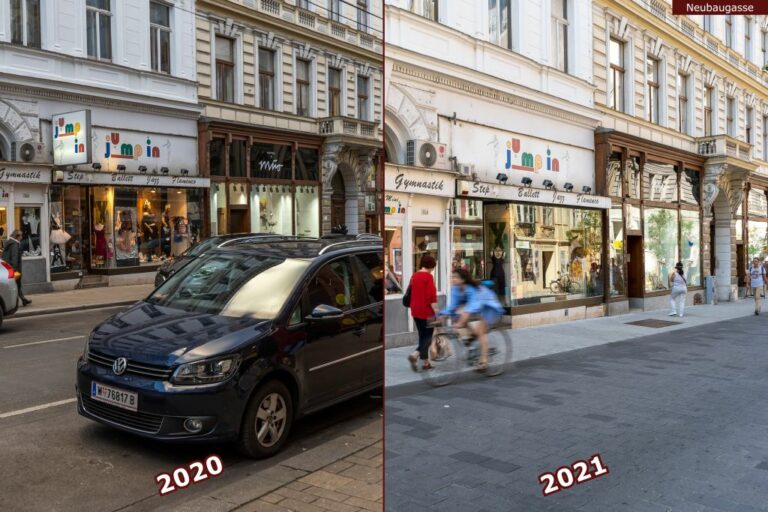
0, 260, 19, 328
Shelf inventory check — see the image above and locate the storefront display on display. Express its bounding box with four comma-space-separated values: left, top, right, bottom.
15, 206, 42, 256
451, 199, 483, 282
385, 226, 403, 295
608, 205, 625, 296
643, 208, 679, 291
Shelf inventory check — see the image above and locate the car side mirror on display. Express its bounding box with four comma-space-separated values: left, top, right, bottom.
306, 304, 344, 322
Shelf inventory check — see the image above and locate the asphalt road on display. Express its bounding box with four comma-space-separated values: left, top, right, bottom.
385, 314, 768, 511
0, 308, 381, 512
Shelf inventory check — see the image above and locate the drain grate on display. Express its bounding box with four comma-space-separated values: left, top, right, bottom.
625, 319, 682, 328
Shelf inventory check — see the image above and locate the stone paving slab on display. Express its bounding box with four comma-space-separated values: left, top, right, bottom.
385, 314, 768, 511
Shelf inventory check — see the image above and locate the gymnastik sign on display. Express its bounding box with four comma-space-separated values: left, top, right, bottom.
456, 179, 611, 209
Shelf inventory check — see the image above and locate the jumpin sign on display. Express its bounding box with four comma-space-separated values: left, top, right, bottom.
52, 110, 92, 166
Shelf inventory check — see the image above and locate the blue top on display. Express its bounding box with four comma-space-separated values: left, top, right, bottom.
440, 284, 504, 325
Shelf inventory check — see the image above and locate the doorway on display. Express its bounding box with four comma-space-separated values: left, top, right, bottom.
626, 235, 644, 298
330, 172, 346, 230
736, 243, 745, 294
228, 207, 249, 233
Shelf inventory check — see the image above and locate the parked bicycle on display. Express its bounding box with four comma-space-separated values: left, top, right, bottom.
420, 317, 512, 387
549, 271, 582, 294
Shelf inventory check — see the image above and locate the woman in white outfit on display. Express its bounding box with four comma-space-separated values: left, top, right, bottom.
668, 261, 688, 318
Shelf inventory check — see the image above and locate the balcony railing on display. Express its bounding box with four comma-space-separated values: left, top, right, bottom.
697, 134, 753, 161
319, 116, 379, 140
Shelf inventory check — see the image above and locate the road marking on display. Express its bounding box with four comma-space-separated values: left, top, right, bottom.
4, 335, 85, 349
0, 398, 77, 419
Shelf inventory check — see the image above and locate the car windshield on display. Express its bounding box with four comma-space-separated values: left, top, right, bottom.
186, 237, 220, 258
147, 252, 310, 319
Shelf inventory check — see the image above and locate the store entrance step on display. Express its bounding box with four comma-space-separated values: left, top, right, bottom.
78, 275, 108, 289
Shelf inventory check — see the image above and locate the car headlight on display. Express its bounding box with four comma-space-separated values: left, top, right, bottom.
171, 355, 241, 385
82, 335, 91, 361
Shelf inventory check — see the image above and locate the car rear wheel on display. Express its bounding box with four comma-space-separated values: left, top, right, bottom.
238, 380, 293, 458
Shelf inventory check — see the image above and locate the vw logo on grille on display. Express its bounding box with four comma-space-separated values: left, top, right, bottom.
112, 357, 128, 376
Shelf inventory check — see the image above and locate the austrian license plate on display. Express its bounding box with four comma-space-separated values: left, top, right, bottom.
91, 381, 138, 412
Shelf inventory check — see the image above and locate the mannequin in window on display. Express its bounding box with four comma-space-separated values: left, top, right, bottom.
161, 204, 172, 258
490, 246, 506, 299
141, 200, 158, 261
94, 222, 108, 266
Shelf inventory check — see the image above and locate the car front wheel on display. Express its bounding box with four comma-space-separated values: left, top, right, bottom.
238, 380, 293, 458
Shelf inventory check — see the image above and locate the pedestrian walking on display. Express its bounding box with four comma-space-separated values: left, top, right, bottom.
406, 255, 438, 372
748, 257, 767, 315
668, 261, 687, 318
3, 229, 32, 307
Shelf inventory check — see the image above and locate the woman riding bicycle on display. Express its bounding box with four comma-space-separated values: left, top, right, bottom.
440, 268, 504, 371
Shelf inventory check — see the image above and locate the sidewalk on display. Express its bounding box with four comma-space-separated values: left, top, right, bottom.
13, 284, 154, 318
386, 300, 760, 389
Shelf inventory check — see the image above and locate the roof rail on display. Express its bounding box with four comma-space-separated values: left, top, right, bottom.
355, 234, 382, 240
318, 238, 382, 255
220, 235, 299, 247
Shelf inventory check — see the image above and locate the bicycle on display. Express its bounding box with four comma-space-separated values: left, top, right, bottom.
420, 317, 512, 387
549, 272, 583, 294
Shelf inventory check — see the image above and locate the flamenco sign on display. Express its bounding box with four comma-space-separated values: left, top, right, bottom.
52, 110, 92, 166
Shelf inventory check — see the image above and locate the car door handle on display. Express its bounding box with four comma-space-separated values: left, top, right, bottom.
354, 326, 367, 337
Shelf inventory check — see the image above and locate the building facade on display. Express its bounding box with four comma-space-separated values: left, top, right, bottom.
384, 0, 605, 344
0, 0, 202, 291
592, 2, 768, 309
195, 0, 383, 239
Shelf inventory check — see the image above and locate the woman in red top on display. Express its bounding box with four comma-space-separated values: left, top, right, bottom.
408, 255, 438, 371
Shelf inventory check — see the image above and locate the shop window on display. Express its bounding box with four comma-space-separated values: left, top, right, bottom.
748, 189, 768, 217
14, 206, 41, 257
296, 59, 311, 117
228, 182, 248, 206
210, 183, 227, 236
11, 0, 40, 48
625, 156, 642, 199
91, 187, 115, 268
113, 188, 139, 267
250, 143, 292, 179
328, 68, 342, 116
215, 35, 235, 103
384, 226, 403, 295
606, 152, 622, 197
86, 0, 112, 60
488, 0, 511, 49
680, 209, 701, 287
644, 162, 678, 203
609, 205, 625, 296
167, 188, 201, 256
484, 204, 511, 304
413, 228, 439, 290
452, 226, 484, 283
251, 184, 292, 235
748, 220, 768, 261
150, 1, 171, 73
680, 169, 700, 206
296, 148, 319, 181
259, 48, 276, 110
627, 204, 641, 231
229, 139, 247, 177
50, 185, 84, 272
0, 203, 7, 245
357, 75, 370, 121
209, 138, 226, 176
643, 207, 679, 292
294, 185, 319, 237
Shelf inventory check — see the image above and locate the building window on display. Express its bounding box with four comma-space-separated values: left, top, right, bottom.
488, 0, 511, 49
86, 0, 112, 60
296, 59, 311, 117
725, 15, 733, 49
678, 73, 689, 133
763, 31, 768, 66
328, 0, 341, 21
215, 36, 235, 103
608, 38, 625, 112
745, 17, 753, 60
259, 48, 276, 110
703, 15, 712, 34
727, 97, 736, 136
647, 57, 660, 124
704, 86, 713, 137
418, 0, 438, 21
357, 0, 369, 32
149, 1, 171, 73
551, 0, 568, 72
297, 0, 309, 8
763, 116, 768, 159
10, 0, 40, 48
357, 75, 370, 121
328, 67, 342, 116
746, 106, 753, 143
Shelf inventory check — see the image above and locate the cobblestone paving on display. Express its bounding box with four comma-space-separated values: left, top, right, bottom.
385, 315, 768, 511
242, 441, 383, 512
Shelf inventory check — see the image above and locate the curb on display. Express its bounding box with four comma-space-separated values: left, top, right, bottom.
11, 300, 138, 318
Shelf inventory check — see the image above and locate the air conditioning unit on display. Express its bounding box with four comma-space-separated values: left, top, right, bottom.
405, 140, 450, 170
457, 162, 475, 177
12, 141, 47, 163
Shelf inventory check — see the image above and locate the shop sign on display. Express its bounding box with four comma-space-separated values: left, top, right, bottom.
53, 110, 92, 166
457, 180, 611, 209
448, 123, 595, 192
0, 166, 52, 184
385, 193, 407, 216
70, 127, 197, 174
54, 170, 209, 188
385, 166, 455, 198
